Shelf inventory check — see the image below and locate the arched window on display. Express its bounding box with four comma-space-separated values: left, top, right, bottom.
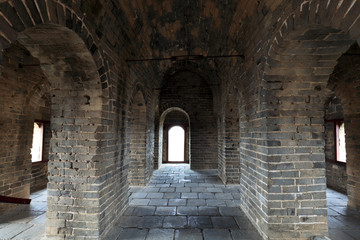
168, 126, 185, 162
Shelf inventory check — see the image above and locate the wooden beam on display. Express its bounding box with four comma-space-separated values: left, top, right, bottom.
0, 195, 31, 204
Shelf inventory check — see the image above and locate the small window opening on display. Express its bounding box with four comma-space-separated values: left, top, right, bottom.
31, 121, 44, 163
337, 121, 346, 163
168, 126, 185, 162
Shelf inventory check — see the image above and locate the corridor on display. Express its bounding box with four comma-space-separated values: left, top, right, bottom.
108, 164, 262, 240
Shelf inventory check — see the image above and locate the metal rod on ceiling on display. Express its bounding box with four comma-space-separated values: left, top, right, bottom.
126, 54, 245, 63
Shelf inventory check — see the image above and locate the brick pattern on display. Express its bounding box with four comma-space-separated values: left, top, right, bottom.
218, 88, 241, 184
324, 97, 347, 193
159, 71, 217, 170
0, 42, 50, 212
0, 0, 360, 239
328, 44, 360, 210
129, 90, 148, 185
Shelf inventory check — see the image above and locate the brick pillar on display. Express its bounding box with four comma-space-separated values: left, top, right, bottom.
224, 91, 240, 184
128, 90, 147, 185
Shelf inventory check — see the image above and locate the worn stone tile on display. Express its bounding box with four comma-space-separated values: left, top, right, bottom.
191, 187, 207, 193
234, 216, 254, 230
343, 230, 360, 239
219, 207, 243, 216
199, 183, 214, 187
4, 224, 41, 239
181, 193, 198, 199
132, 206, 156, 216
215, 193, 233, 200
198, 206, 220, 216
141, 187, 160, 193
146, 228, 174, 240
115, 228, 148, 240
177, 206, 198, 215
185, 183, 199, 187
130, 199, 150, 206
28, 213, 46, 224
176, 187, 191, 193
225, 200, 241, 207
149, 199, 168, 206
139, 216, 164, 228
146, 193, 164, 199
206, 200, 227, 207
199, 193, 215, 199
232, 193, 241, 200
179, 179, 192, 183
211, 217, 239, 229
163, 193, 181, 199
175, 229, 203, 240
231, 229, 262, 240
203, 229, 232, 240
131, 192, 148, 198
206, 188, 223, 193
328, 228, 355, 240
163, 216, 187, 228
159, 187, 176, 193
155, 207, 177, 215
188, 216, 213, 229
156, 184, 170, 188
123, 207, 135, 216
117, 216, 142, 227
168, 199, 187, 206
187, 199, 206, 206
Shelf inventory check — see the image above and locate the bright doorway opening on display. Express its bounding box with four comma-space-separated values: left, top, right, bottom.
31, 121, 44, 163
168, 126, 185, 162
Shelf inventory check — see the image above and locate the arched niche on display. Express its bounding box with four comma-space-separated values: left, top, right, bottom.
128, 90, 148, 185
0, 24, 116, 239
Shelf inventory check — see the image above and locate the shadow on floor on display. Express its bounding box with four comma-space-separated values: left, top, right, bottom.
1, 166, 360, 239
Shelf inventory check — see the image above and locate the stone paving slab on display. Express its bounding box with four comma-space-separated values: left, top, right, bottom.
1, 165, 360, 239
0, 223, 33, 239
175, 229, 203, 240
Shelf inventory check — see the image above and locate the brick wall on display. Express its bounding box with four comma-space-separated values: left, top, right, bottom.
328, 43, 360, 210
128, 90, 148, 185
325, 97, 347, 194
218, 87, 240, 184
159, 71, 217, 169
1, 0, 360, 239
0, 42, 50, 212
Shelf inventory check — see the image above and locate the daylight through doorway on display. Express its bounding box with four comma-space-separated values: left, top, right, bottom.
168, 126, 185, 162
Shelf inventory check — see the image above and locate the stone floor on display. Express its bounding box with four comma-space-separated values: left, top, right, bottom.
0, 188, 46, 239
327, 188, 360, 240
108, 164, 262, 240
0, 164, 360, 239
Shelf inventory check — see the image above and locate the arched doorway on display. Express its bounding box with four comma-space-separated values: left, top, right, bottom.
158, 108, 190, 167
167, 126, 186, 163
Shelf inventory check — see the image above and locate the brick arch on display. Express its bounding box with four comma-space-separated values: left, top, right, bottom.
0, 2, 117, 238
126, 84, 150, 185
0, 0, 109, 91
158, 107, 191, 168
159, 69, 218, 170
267, 0, 360, 59
159, 61, 222, 107
249, 2, 360, 239
327, 43, 360, 210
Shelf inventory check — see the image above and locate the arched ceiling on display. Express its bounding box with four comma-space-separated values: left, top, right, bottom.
101, 0, 286, 59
